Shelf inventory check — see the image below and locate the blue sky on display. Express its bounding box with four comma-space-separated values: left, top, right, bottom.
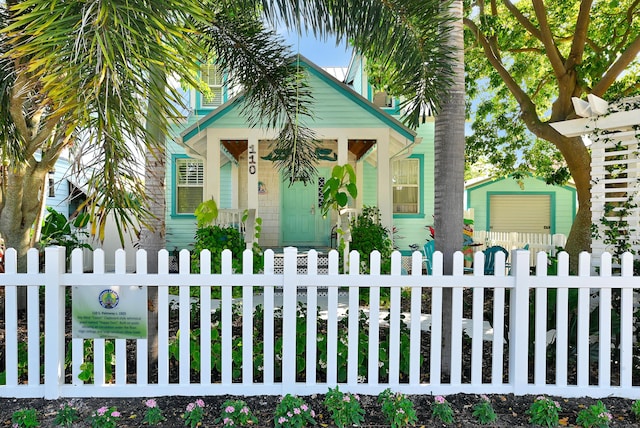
282, 31, 353, 67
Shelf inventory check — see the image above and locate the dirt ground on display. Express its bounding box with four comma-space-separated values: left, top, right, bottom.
2, 392, 640, 427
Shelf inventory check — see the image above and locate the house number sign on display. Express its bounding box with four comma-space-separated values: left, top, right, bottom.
248, 143, 257, 175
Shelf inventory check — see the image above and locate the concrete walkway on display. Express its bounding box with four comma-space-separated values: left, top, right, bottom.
170, 290, 498, 342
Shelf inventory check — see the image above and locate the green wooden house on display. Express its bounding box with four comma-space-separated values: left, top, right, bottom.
165, 54, 436, 253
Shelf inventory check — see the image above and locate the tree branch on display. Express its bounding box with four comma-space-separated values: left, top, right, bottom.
507, 47, 543, 54
592, 35, 640, 96
613, 0, 640, 54
502, 0, 542, 41
8, 61, 30, 140
531, 0, 566, 79
464, 17, 538, 116
566, 0, 593, 70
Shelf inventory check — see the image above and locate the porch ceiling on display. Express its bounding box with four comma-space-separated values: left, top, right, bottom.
221, 140, 248, 161
348, 139, 376, 161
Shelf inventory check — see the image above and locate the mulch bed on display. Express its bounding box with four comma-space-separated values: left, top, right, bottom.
2, 393, 640, 427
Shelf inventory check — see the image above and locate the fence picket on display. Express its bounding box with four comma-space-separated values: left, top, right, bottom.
158, 250, 170, 385
326, 268, 339, 386
242, 249, 254, 385
306, 250, 319, 385
577, 253, 591, 387
263, 250, 275, 385
450, 286, 463, 385
199, 250, 211, 385
620, 253, 634, 388
368, 252, 381, 386
179, 250, 191, 385
221, 250, 233, 385
534, 266, 547, 386
135, 251, 148, 386
599, 253, 612, 387
409, 252, 423, 386
471, 285, 483, 386
347, 251, 360, 386
430, 281, 443, 387
491, 286, 505, 386
556, 252, 570, 387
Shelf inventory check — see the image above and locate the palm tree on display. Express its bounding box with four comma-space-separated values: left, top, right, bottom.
433, 0, 465, 377
0, 0, 317, 273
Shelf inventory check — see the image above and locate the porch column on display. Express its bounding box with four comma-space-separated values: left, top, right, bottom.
247, 135, 259, 215
377, 135, 392, 230
355, 161, 364, 210
337, 136, 349, 165
230, 162, 239, 209
206, 128, 221, 203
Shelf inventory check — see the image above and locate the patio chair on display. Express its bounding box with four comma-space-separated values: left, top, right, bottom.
483, 245, 509, 275
422, 240, 435, 275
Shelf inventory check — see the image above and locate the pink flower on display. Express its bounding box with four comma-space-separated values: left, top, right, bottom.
196, 399, 205, 408
435, 395, 445, 404
186, 403, 195, 412
294, 408, 301, 414
311, 410, 316, 417
225, 405, 235, 413
223, 417, 234, 425
397, 408, 405, 414
111, 411, 121, 417
343, 395, 351, 402
240, 407, 249, 414
287, 411, 293, 417
354, 394, 361, 401
480, 394, 489, 402
145, 399, 157, 408
300, 404, 308, 411
97, 407, 108, 416
278, 416, 287, 424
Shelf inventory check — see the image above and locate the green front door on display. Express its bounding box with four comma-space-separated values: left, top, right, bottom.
281, 171, 330, 246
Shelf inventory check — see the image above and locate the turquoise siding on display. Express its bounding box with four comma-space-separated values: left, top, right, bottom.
466, 176, 576, 236
182, 62, 413, 139
362, 162, 377, 206
392, 121, 435, 253
165, 138, 233, 250
165, 139, 197, 250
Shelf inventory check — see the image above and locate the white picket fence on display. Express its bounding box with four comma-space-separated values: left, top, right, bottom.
1, 246, 639, 400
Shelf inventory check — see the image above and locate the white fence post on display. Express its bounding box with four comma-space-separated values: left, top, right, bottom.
44, 246, 66, 399
509, 249, 531, 394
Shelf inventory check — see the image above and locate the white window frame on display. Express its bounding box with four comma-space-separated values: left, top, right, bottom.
201, 65, 223, 108
392, 158, 420, 214
175, 158, 204, 214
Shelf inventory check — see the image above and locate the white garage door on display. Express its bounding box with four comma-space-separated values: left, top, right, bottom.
490, 194, 551, 233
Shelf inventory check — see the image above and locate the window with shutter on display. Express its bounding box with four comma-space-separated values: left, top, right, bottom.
175, 158, 204, 214
201, 65, 223, 107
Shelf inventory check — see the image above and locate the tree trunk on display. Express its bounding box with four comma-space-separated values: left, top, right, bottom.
434, 0, 465, 378
137, 63, 167, 380
0, 162, 49, 308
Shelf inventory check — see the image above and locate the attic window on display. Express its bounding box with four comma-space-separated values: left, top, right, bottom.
373, 91, 394, 108
201, 65, 223, 107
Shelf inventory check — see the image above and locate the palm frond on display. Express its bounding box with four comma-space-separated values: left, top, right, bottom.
197, 10, 319, 183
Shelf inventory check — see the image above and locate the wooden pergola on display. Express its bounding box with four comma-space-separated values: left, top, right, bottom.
551, 95, 640, 269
